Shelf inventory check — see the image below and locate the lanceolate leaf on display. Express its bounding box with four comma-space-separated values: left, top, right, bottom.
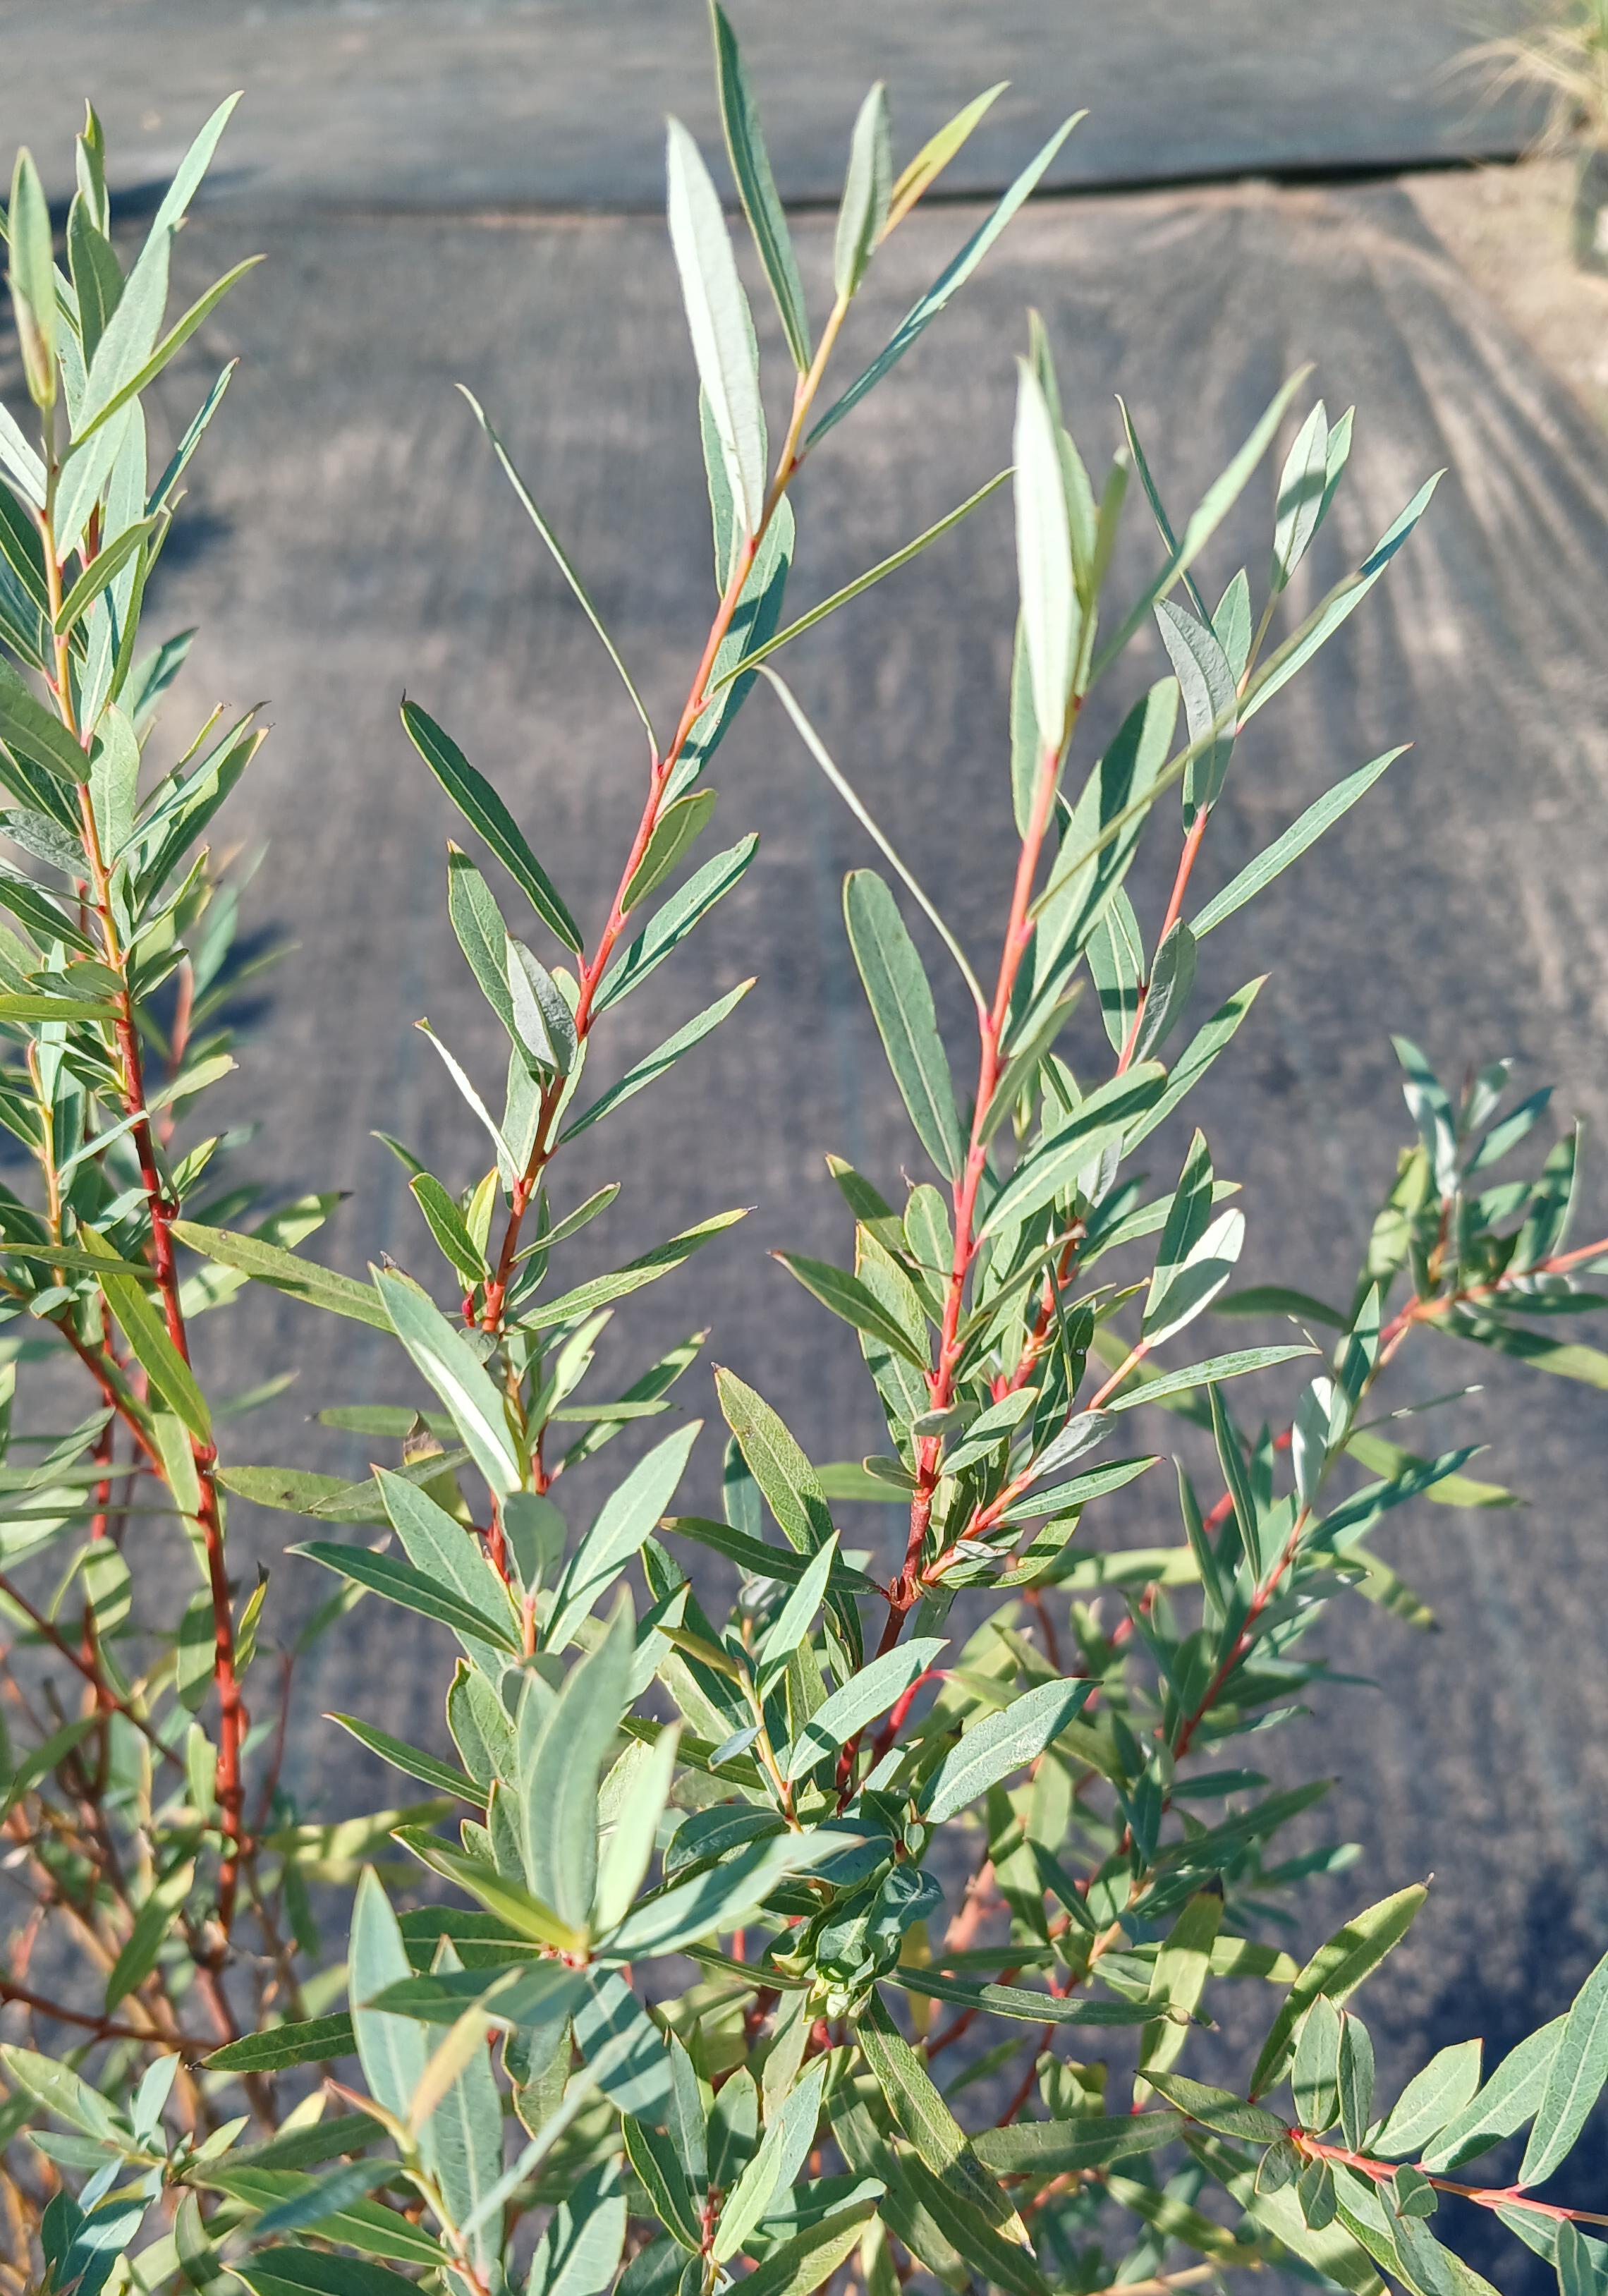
774, 1250, 930, 1369
921, 1679, 1091, 1821
973, 2115, 1176, 2176
886, 83, 1007, 231
711, 470, 1010, 693
980, 1067, 1165, 1237
856, 1992, 1029, 2243
843, 868, 964, 1181
709, 3, 811, 369
374, 1270, 522, 1495
1250, 1885, 1427, 2097
0, 659, 90, 785
1093, 369, 1311, 679
401, 702, 582, 952
548, 1423, 701, 1651
1420, 2019, 1564, 2173
1241, 473, 1443, 722
1193, 748, 1408, 936
559, 980, 753, 1141
666, 119, 766, 539
171, 1221, 389, 1330
79, 1226, 211, 1441
523, 1209, 748, 1328
784, 1639, 945, 1780
1104, 1344, 1311, 1411
713, 1369, 834, 1556
593, 834, 757, 1012
834, 85, 892, 301
1370, 2040, 1482, 2158
295, 1542, 520, 1654
1519, 1949, 1608, 2187
207, 2015, 358, 2075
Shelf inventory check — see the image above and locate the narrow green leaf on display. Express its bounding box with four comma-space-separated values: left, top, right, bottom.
664, 1514, 877, 1592
729, 2201, 875, 2296
605, 1828, 837, 1959
295, 1541, 520, 1653
105, 1858, 194, 2010
456, 388, 654, 746
374, 1267, 521, 1496
844, 868, 963, 1180
621, 789, 717, 913
809, 116, 1083, 444
774, 1250, 929, 1370
714, 1368, 834, 1557
507, 935, 578, 1075
887, 83, 1008, 231
559, 980, 753, 1141
410, 1174, 486, 1284
522, 1597, 633, 1929
834, 85, 892, 300
0, 2044, 125, 2142
1144, 2072, 1285, 2142
446, 844, 518, 1035
980, 1067, 1165, 1237
1520, 1950, 1608, 2187
72, 257, 262, 449
348, 1867, 427, 2130
0, 659, 88, 785
1092, 370, 1311, 681
1442, 1314, 1608, 1392
666, 119, 766, 537
6, 152, 56, 408
1250, 1885, 1427, 2098
328, 1713, 485, 1806
54, 518, 159, 637
1105, 1344, 1310, 1411
171, 1219, 389, 1330
401, 701, 581, 952
548, 1422, 701, 1651
594, 834, 757, 1013
784, 1639, 944, 1780
1193, 748, 1408, 935
523, 1208, 747, 1327
1270, 400, 1330, 591
1241, 474, 1443, 723
857, 1991, 1028, 2241
712, 471, 1009, 695
709, 3, 810, 369
232, 2247, 425, 2296
973, 2114, 1176, 2176
207, 2015, 357, 2075
394, 1828, 581, 1952
1371, 2041, 1482, 2159
0, 1715, 99, 1824
1156, 600, 1236, 828
79, 1225, 211, 1441
1420, 2020, 1564, 2173
623, 2115, 703, 2251
922, 1679, 1091, 1821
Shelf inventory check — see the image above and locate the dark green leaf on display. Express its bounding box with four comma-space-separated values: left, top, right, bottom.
207, 2015, 357, 2075
401, 700, 581, 952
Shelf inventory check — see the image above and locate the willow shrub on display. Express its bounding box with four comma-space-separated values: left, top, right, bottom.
1, 21, 1605, 2296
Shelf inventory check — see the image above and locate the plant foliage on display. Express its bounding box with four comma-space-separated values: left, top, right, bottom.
2, 22, 1606, 2296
